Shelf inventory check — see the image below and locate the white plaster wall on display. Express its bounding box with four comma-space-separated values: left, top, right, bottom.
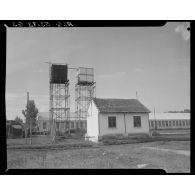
87, 101, 99, 138
99, 113, 149, 136
125, 113, 149, 134
99, 113, 125, 136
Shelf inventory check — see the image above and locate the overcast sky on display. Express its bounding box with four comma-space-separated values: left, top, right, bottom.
6, 22, 190, 120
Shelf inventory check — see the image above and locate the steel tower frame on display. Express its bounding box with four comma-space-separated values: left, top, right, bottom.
75, 82, 96, 127
49, 66, 70, 142
75, 83, 96, 119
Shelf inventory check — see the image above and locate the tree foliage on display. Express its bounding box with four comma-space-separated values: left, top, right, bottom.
22, 100, 38, 127
14, 116, 23, 124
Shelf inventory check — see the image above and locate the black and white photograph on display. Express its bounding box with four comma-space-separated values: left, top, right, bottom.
4, 21, 190, 173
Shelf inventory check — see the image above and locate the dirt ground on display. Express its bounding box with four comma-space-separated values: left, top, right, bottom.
7, 140, 190, 172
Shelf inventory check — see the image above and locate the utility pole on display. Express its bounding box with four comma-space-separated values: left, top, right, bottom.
25, 92, 29, 144
30, 118, 32, 145
29, 92, 32, 145
154, 107, 157, 131
136, 91, 138, 100
27, 92, 32, 145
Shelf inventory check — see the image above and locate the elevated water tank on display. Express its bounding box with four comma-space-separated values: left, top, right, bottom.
50, 64, 68, 84
77, 67, 94, 85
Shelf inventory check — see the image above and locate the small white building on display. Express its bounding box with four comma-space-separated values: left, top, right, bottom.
87, 98, 151, 142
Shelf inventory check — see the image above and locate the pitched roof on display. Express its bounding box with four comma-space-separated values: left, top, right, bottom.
149, 112, 190, 120
93, 98, 150, 113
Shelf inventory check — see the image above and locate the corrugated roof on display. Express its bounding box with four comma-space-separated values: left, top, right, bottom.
93, 98, 150, 113
149, 113, 190, 120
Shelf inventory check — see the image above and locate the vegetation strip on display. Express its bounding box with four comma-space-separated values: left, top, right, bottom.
7, 143, 95, 150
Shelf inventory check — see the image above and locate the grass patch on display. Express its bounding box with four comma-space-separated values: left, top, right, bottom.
100, 134, 190, 145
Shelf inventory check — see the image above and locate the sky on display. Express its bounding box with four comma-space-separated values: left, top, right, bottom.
6, 22, 190, 120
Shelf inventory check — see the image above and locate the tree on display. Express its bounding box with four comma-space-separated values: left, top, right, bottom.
22, 100, 39, 128
14, 116, 23, 124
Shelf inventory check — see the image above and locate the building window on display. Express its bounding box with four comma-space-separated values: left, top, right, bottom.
151, 121, 154, 127
162, 121, 165, 127
176, 121, 179, 126
173, 121, 175, 126
80, 121, 83, 129
76, 121, 79, 129
182, 120, 185, 126
71, 121, 74, 129
61, 122, 64, 129
56, 122, 59, 129
43, 122, 46, 130
133, 116, 141, 127
84, 121, 87, 128
166, 121, 168, 127
65, 121, 69, 129
108, 116, 116, 128
158, 121, 161, 127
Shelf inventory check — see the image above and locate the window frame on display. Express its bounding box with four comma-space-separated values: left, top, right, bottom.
56, 122, 60, 130
108, 116, 117, 128
151, 121, 154, 128
65, 121, 69, 129
162, 120, 165, 127
71, 121, 74, 129
80, 121, 83, 129
133, 116, 142, 128
158, 120, 161, 127
43, 122, 47, 130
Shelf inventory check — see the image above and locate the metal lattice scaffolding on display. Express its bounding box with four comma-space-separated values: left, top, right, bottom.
75, 67, 96, 128
49, 64, 70, 142
75, 83, 96, 120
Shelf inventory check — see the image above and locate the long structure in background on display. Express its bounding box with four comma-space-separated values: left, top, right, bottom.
49, 64, 70, 142
75, 67, 96, 128
149, 112, 190, 130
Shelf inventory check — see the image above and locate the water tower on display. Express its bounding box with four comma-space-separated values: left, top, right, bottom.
75, 67, 96, 128
49, 64, 70, 142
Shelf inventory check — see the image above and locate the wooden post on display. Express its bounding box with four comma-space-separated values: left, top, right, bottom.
25, 92, 29, 144
154, 107, 157, 131
53, 120, 56, 143
25, 126, 27, 144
